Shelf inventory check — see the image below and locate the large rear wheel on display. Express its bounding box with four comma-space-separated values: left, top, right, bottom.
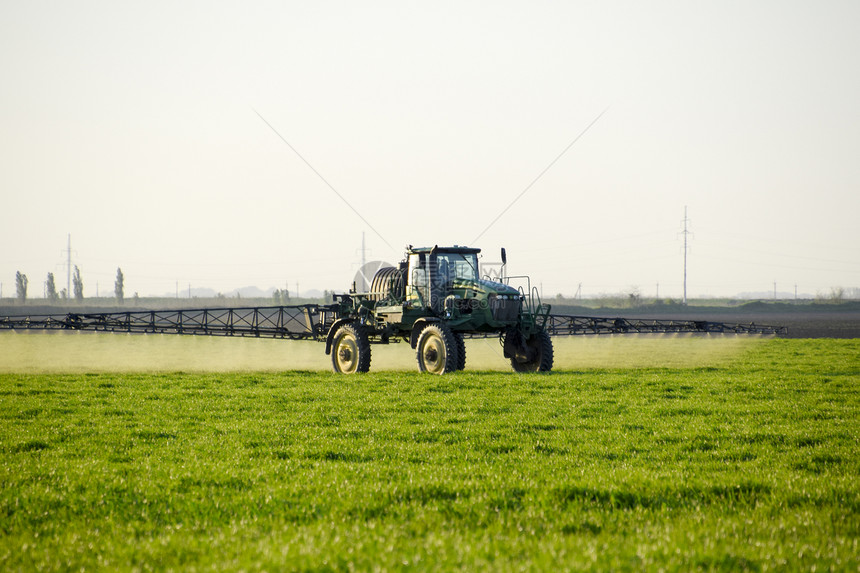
453, 332, 466, 371
416, 323, 459, 374
331, 323, 371, 373
510, 330, 554, 373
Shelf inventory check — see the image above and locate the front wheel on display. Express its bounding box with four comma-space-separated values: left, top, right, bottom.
416, 323, 459, 374
510, 330, 554, 373
331, 323, 371, 373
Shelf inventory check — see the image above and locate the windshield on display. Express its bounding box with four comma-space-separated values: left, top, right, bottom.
436, 253, 478, 282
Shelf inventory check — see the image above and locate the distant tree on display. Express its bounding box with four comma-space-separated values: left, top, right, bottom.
46, 273, 59, 302
115, 268, 125, 304
72, 266, 84, 301
272, 288, 290, 305
830, 286, 845, 303
626, 286, 642, 308
817, 287, 846, 304
15, 271, 28, 303
60, 288, 68, 300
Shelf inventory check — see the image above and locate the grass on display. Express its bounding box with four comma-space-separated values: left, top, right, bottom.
0, 338, 858, 571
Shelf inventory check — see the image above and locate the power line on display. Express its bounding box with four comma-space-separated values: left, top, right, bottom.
253, 109, 394, 251
472, 106, 609, 244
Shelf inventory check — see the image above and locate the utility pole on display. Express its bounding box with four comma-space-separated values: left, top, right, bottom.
355, 231, 371, 291
680, 207, 691, 305
66, 234, 72, 299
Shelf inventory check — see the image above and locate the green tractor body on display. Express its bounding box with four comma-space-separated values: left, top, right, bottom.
325, 245, 553, 374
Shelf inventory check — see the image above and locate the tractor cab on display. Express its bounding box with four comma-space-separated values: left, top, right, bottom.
405, 246, 480, 312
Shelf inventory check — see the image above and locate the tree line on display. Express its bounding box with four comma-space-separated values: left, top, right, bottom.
12, 268, 125, 304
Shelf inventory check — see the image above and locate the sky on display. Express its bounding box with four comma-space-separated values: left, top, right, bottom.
1, 1, 858, 300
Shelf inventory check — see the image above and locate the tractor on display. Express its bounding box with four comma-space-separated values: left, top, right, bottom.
324, 245, 553, 374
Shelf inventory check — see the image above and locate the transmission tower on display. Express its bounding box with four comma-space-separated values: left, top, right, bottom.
354, 231, 373, 292
680, 207, 691, 305
361, 232, 366, 272
66, 234, 72, 298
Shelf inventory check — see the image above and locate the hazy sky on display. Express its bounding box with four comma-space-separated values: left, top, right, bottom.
2, 1, 858, 299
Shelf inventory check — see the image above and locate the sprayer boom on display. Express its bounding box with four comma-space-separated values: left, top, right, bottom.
1, 305, 785, 338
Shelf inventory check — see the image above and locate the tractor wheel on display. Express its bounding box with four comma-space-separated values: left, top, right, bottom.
416, 323, 459, 375
453, 332, 466, 371
510, 330, 554, 373
331, 323, 371, 374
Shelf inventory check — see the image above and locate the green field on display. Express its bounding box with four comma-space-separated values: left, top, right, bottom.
1, 336, 858, 571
